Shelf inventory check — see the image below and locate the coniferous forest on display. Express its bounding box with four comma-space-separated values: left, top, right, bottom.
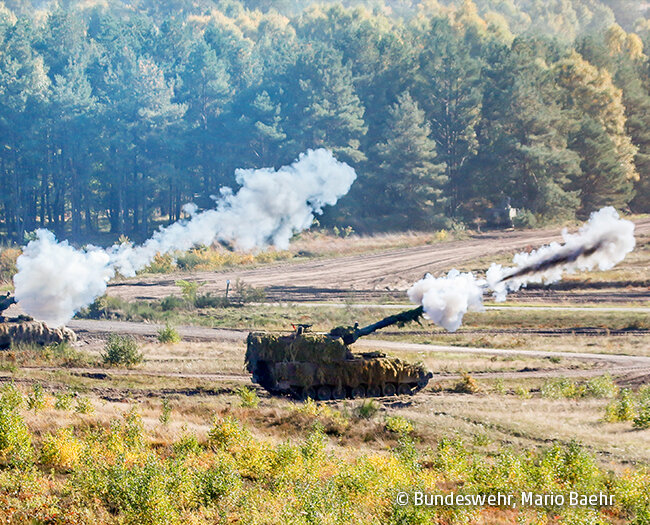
0, 0, 649, 243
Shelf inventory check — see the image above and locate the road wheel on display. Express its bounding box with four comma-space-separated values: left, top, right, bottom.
332, 386, 346, 400
383, 383, 397, 396
350, 385, 366, 398
397, 383, 412, 396
366, 385, 381, 397
317, 385, 332, 401
302, 387, 317, 400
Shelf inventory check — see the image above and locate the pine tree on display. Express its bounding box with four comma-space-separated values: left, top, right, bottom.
283, 43, 367, 165
415, 16, 482, 216
569, 117, 634, 215
554, 51, 638, 213
471, 38, 581, 221
373, 92, 447, 229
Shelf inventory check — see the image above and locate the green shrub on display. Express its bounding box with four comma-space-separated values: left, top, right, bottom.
208, 416, 251, 451
79, 295, 124, 320
160, 295, 185, 311
175, 280, 204, 305
194, 292, 229, 308
300, 424, 327, 459
584, 374, 618, 399
385, 416, 414, 435
236, 386, 260, 408
233, 279, 266, 304
199, 460, 242, 505
75, 396, 94, 415
159, 399, 171, 425
632, 400, 650, 430
43, 342, 88, 367
604, 389, 637, 422
0, 387, 32, 465
541, 377, 579, 399
172, 431, 201, 457
356, 399, 379, 419
175, 252, 203, 270
513, 209, 537, 228
26, 384, 46, 411
157, 324, 181, 344
542, 375, 618, 399
1, 383, 23, 410
103, 455, 180, 525
515, 386, 532, 399
102, 334, 143, 367
54, 391, 75, 411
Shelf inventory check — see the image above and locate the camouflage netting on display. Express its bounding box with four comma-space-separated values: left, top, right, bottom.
246, 332, 350, 365
246, 331, 431, 392
273, 356, 426, 389
0, 319, 77, 350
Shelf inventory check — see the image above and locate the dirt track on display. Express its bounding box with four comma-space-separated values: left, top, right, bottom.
66, 319, 650, 383
107, 219, 650, 303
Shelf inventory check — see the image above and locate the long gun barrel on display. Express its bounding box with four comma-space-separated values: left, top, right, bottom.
328, 306, 424, 345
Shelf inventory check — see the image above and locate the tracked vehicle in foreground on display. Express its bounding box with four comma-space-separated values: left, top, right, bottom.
0, 294, 76, 349
245, 306, 432, 399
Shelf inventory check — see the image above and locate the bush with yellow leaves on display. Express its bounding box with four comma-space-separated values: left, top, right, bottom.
40, 427, 83, 470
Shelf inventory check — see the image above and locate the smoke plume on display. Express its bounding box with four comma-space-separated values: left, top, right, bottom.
408, 207, 635, 332
486, 207, 635, 302
14, 149, 356, 326
14, 231, 115, 328
407, 270, 485, 332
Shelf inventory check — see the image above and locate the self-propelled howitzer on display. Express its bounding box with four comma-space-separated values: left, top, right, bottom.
0, 294, 77, 350
245, 306, 432, 400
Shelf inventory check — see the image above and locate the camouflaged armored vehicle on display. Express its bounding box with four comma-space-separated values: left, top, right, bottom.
0, 294, 76, 349
245, 307, 432, 399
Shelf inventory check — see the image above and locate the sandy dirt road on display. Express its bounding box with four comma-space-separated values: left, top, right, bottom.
107, 219, 650, 303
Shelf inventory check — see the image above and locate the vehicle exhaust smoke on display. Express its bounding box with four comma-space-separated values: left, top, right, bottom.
14, 149, 357, 327
409, 207, 635, 332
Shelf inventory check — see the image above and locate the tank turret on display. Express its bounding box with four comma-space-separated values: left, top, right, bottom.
245, 307, 432, 400
0, 293, 16, 317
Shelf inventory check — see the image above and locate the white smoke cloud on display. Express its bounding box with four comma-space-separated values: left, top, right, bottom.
407, 207, 636, 332
486, 207, 636, 302
14, 230, 115, 327
407, 270, 485, 332
110, 148, 357, 276
14, 149, 357, 326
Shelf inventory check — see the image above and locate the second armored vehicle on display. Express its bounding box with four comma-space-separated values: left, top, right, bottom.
0, 294, 76, 349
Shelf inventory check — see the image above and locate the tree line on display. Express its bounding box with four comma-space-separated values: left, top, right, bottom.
0, 0, 648, 243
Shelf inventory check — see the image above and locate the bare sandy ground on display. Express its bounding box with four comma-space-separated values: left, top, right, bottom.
106, 218, 650, 303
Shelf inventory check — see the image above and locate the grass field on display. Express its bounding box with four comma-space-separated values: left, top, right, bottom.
1, 224, 650, 524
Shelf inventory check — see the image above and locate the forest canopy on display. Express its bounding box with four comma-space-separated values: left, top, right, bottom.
0, 0, 648, 243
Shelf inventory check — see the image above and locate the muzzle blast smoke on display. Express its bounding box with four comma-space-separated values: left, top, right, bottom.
409, 207, 635, 332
